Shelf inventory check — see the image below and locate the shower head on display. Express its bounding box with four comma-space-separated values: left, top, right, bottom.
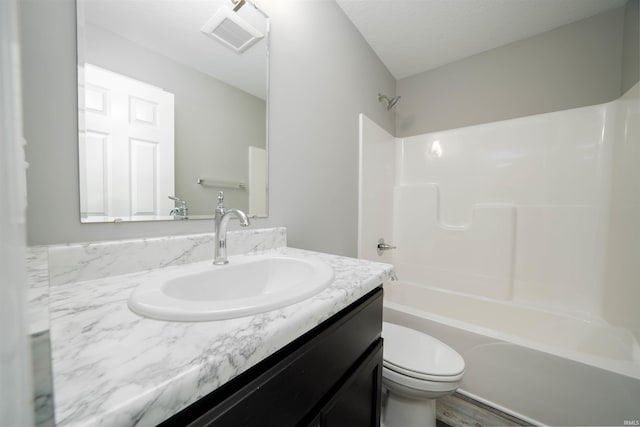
231, 0, 245, 11
378, 93, 401, 111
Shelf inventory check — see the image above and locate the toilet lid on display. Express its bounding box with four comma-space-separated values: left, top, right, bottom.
382, 322, 465, 380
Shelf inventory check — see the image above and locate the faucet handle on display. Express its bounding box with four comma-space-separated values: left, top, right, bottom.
168, 196, 186, 207
217, 191, 225, 206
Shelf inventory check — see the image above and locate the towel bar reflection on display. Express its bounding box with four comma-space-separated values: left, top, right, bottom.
197, 179, 246, 190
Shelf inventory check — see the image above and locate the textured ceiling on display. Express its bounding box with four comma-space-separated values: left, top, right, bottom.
336, 0, 628, 79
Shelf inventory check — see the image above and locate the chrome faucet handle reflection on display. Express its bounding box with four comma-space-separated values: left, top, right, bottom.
168, 196, 188, 219
168, 195, 186, 205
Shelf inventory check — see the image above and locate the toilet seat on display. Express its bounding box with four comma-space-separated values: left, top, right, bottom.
383, 360, 463, 382
382, 322, 464, 382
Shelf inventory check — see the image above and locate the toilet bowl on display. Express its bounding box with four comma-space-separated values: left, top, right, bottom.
381, 322, 465, 427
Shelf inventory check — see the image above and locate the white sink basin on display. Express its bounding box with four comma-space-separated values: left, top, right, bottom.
128, 254, 334, 321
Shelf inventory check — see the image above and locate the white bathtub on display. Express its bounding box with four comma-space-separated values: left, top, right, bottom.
383, 281, 640, 426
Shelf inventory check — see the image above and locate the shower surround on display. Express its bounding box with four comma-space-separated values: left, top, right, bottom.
358, 83, 640, 425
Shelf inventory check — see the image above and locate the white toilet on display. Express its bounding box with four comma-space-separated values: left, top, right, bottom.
381, 322, 465, 427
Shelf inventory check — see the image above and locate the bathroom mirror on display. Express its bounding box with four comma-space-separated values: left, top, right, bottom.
76, 0, 269, 222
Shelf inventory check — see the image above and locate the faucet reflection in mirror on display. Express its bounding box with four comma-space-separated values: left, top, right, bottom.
169, 196, 189, 220
214, 191, 251, 265
77, 0, 269, 222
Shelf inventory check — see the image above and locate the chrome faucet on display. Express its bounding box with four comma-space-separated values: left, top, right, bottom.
214, 191, 250, 265
169, 196, 189, 220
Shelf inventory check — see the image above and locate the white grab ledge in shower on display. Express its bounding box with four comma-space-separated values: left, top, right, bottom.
393, 183, 516, 300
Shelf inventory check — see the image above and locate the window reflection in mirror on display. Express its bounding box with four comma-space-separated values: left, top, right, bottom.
77, 0, 269, 222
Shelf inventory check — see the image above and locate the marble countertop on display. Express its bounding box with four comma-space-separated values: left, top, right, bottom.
49, 246, 393, 427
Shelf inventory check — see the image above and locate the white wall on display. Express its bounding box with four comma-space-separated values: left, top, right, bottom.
603, 83, 640, 339
19, 0, 396, 255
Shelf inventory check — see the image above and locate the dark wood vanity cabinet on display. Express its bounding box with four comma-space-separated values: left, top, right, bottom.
307, 341, 383, 427
161, 287, 383, 427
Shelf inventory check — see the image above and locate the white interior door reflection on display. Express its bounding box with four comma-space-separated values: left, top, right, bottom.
79, 64, 175, 222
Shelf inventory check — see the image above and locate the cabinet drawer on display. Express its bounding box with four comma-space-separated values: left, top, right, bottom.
162, 287, 383, 427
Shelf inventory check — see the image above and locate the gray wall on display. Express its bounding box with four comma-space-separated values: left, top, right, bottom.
395, 5, 630, 137
84, 25, 266, 214
621, 0, 640, 94
20, 0, 395, 256
265, 0, 395, 256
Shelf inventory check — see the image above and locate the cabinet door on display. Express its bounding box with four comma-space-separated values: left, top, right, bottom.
318, 339, 383, 427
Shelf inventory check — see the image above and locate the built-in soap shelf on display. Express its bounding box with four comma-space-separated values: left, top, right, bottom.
391, 182, 602, 304
393, 183, 516, 300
